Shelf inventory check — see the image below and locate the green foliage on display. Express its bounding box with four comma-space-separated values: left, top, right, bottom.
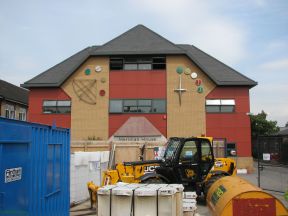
250, 111, 279, 137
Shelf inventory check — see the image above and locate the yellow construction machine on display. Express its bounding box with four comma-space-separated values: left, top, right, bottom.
101, 137, 236, 196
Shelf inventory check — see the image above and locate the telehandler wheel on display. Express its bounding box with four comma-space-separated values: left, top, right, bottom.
142, 177, 165, 184
204, 174, 225, 198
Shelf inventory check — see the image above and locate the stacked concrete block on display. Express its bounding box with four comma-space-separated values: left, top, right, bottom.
183, 192, 197, 216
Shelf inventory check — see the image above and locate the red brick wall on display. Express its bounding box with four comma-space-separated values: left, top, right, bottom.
28, 88, 71, 128
109, 70, 167, 137
206, 87, 251, 157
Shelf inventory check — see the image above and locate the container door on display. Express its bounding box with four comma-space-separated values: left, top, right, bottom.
0, 130, 30, 215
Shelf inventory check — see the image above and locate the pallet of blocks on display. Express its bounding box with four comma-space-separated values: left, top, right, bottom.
183, 191, 197, 216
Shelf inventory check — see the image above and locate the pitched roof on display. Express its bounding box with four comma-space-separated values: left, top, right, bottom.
0, 80, 29, 105
276, 128, 288, 136
22, 24, 257, 88
91, 25, 183, 55
178, 45, 257, 86
113, 117, 162, 137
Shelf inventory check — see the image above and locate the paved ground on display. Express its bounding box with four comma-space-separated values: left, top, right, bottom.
70, 163, 288, 216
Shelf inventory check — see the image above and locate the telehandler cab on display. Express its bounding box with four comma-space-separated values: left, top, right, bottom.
101, 137, 236, 196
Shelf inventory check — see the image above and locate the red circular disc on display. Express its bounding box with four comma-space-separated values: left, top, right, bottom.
99, 90, 105, 96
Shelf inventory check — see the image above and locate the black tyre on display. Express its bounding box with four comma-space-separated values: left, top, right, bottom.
142, 177, 165, 184
204, 174, 225, 198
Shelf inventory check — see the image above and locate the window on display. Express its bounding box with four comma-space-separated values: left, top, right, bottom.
109, 99, 166, 113
110, 56, 166, 70
109, 100, 123, 113
206, 99, 235, 113
180, 141, 198, 163
18, 108, 27, 121
46, 144, 61, 195
43, 100, 71, 114
5, 104, 15, 119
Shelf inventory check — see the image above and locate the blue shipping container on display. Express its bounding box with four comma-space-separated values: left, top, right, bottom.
0, 118, 70, 216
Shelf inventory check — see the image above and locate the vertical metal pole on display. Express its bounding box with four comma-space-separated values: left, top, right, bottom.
257, 136, 260, 187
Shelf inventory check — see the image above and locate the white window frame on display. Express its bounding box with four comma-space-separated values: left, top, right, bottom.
5, 104, 15, 119
19, 108, 27, 121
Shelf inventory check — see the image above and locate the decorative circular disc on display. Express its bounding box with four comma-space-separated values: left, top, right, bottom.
197, 86, 203, 93
99, 90, 106, 96
184, 68, 191, 75
85, 68, 91, 75
176, 66, 183, 74
100, 77, 106, 83
195, 79, 202, 86
95, 65, 102, 73
191, 72, 198, 79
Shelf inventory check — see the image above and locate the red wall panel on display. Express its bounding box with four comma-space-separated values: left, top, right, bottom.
110, 70, 166, 98
206, 87, 251, 157
109, 114, 167, 137
109, 70, 167, 137
28, 88, 71, 128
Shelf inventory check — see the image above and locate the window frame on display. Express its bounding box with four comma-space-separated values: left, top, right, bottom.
42, 100, 71, 114
109, 99, 166, 114
110, 56, 166, 71
205, 99, 235, 113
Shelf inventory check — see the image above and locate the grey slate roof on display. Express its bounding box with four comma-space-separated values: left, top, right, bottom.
0, 80, 29, 105
276, 128, 288, 136
22, 24, 257, 88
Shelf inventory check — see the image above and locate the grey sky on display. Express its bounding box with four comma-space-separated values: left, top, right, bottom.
0, 0, 287, 126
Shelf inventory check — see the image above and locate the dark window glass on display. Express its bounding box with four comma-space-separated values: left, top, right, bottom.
109, 99, 166, 113
124, 64, 138, 70
110, 100, 123, 113
152, 100, 166, 113
206, 106, 221, 113
110, 58, 123, 70
138, 64, 152, 70
138, 106, 151, 113
110, 56, 166, 71
138, 100, 152, 106
43, 100, 71, 114
220, 105, 234, 113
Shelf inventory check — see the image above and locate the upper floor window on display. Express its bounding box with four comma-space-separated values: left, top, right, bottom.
109, 99, 166, 113
206, 99, 235, 113
43, 100, 71, 114
110, 56, 166, 71
5, 104, 15, 119
19, 108, 27, 121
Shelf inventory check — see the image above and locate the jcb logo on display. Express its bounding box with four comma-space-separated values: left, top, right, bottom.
144, 166, 158, 173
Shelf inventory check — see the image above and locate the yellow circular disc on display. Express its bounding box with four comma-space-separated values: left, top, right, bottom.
184, 68, 191, 75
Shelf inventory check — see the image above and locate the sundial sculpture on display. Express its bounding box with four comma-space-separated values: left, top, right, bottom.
174, 67, 187, 106
72, 79, 97, 105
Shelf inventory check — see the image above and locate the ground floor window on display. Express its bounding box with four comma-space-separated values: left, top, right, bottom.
206, 99, 235, 113
109, 99, 166, 113
5, 104, 15, 119
43, 100, 71, 114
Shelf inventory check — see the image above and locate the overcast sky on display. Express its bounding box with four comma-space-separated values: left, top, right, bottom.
1, 0, 287, 126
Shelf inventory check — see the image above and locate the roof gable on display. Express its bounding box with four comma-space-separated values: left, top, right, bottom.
22, 25, 257, 88
92, 25, 183, 55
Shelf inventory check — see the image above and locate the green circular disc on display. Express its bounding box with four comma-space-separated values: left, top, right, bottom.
197, 86, 203, 93
85, 68, 91, 75
101, 77, 106, 83
176, 66, 183, 74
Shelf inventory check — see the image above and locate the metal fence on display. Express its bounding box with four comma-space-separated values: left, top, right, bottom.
253, 135, 288, 193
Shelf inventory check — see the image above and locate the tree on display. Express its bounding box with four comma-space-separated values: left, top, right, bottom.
250, 111, 279, 137
285, 122, 288, 127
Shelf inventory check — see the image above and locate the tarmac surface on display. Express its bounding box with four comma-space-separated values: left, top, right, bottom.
70, 163, 288, 216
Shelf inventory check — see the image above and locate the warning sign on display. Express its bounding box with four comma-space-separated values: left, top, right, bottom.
5, 167, 22, 183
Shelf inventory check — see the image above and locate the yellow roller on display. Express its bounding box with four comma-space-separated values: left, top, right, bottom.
206, 176, 288, 216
